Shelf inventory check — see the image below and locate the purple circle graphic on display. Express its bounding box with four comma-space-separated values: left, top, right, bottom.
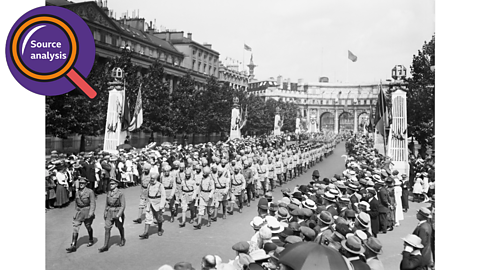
5, 6, 95, 96
20, 23, 71, 74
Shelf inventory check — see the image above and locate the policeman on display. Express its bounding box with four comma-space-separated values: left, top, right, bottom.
133, 163, 151, 224
160, 165, 177, 223
139, 172, 166, 239
98, 178, 126, 252
66, 177, 95, 253
194, 167, 215, 229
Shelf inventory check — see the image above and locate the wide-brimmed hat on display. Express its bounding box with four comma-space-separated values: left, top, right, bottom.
321, 191, 337, 202
356, 212, 370, 228
267, 220, 284, 234
250, 249, 270, 262
365, 237, 383, 255
417, 207, 432, 218
299, 226, 316, 241
402, 234, 424, 249
302, 199, 317, 210
341, 235, 365, 255
250, 216, 265, 229
78, 177, 88, 183
318, 211, 333, 225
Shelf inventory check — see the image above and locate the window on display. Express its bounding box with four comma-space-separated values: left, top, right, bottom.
366, 100, 370, 105
192, 60, 196, 70
105, 34, 112, 45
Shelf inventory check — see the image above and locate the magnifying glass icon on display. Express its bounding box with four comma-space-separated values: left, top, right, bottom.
10, 15, 97, 99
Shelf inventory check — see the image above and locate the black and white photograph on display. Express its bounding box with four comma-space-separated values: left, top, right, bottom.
43, 0, 435, 269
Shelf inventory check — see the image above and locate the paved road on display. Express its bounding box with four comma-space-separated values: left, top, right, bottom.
46, 143, 429, 270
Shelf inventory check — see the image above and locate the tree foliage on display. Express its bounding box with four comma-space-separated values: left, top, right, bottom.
406, 34, 435, 155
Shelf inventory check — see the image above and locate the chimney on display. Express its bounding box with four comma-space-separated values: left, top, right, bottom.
298, 78, 303, 85
187, 33, 192, 40
148, 21, 154, 35
123, 15, 126, 25
277, 76, 283, 87
287, 78, 291, 90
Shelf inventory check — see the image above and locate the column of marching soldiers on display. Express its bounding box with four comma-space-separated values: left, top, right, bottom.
65, 138, 339, 253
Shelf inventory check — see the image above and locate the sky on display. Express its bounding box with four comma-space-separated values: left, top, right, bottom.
75, 0, 434, 84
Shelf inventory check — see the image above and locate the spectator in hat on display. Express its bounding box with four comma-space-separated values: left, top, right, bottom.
54, 164, 70, 208
321, 191, 338, 217
313, 211, 334, 243
364, 189, 380, 237
412, 176, 424, 203
201, 255, 217, 270
377, 181, 391, 234
45, 170, 57, 209
413, 207, 433, 268
174, 262, 195, 270
340, 235, 369, 270
364, 237, 384, 270
257, 198, 269, 218
400, 174, 409, 212
400, 234, 424, 270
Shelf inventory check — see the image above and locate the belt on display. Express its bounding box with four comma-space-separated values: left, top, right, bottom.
232, 183, 242, 186
77, 205, 90, 209
201, 190, 212, 192
182, 190, 193, 193
165, 187, 173, 190
216, 186, 226, 189
148, 196, 162, 199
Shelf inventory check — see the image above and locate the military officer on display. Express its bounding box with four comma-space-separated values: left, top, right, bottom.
98, 178, 126, 252
160, 165, 177, 223
66, 177, 96, 253
139, 172, 166, 239
194, 167, 215, 229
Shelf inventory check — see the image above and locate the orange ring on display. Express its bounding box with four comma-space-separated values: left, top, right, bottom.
11, 16, 77, 81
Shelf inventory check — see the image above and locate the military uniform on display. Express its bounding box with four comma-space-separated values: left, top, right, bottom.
160, 173, 177, 222
230, 169, 246, 213
212, 168, 230, 220
195, 173, 215, 228
179, 174, 197, 226
99, 179, 126, 252
66, 179, 96, 253
140, 180, 166, 238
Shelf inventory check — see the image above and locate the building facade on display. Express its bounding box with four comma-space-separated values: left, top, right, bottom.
249, 78, 382, 134
47, 0, 216, 92
218, 64, 249, 90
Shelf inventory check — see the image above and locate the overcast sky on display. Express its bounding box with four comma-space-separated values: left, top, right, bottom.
72, 0, 434, 84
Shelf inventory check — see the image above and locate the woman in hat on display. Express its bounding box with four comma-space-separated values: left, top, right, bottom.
54, 164, 70, 208
45, 170, 56, 209
400, 234, 424, 270
412, 175, 424, 203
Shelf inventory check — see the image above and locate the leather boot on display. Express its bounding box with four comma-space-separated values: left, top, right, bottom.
157, 222, 164, 236
98, 229, 111, 252
207, 216, 212, 227
222, 204, 227, 219
66, 233, 78, 253
194, 215, 202, 229
118, 227, 126, 246
133, 218, 142, 224
139, 224, 150, 239
87, 228, 94, 247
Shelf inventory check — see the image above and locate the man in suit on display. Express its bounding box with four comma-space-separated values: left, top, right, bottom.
365, 188, 380, 237
340, 235, 370, 270
79, 155, 97, 193
376, 180, 390, 233
413, 207, 433, 269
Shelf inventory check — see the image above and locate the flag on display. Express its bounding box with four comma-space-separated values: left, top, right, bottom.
348, 50, 357, 62
121, 95, 130, 131
128, 84, 143, 131
374, 83, 387, 137
244, 44, 252, 51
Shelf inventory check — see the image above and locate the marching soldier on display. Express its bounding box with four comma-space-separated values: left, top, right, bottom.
257, 158, 268, 196
160, 165, 177, 223
179, 170, 197, 227
229, 165, 246, 214
174, 162, 186, 217
275, 155, 284, 187
194, 167, 215, 229
139, 172, 166, 239
212, 164, 230, 220
98, 178, 126, 252
133, 163, 151, 224
267, 157, 275, 190
66, 177, 95, 253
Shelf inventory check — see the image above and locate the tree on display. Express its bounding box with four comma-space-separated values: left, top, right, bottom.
406, 34, 435, 157
141, 60, 172, 137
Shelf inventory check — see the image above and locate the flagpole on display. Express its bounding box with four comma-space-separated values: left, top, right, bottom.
243, 41, 245, 73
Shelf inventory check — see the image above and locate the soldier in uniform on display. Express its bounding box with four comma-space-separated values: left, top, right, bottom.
275, 155, 284, 187
179, 170, 196, 227
139, 172, 166, 238
194, 167, 215, 229
174, 162, 186, 218
267, 157, 275, 190
98, 179, 126, 252
212, 164, 230, 220
160, 165, 177, 223
133, 163, 151, 224
229, 165, 246, 214
66, 177, 95, 253
257, 158, 268, 196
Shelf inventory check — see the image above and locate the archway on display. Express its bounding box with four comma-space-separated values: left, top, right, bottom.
320, 112, 334, 132
358, 112, 370, 132
338, 111, 354, 132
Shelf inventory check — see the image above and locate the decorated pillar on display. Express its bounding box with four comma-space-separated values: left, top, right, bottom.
295, 110, 301, 134
230, 97, 241, 139
353, 109, 358, 133
388, 85, 409, 175
274, 107, 282, 135
103, 68, 127, 153
334, 109, 339, 134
